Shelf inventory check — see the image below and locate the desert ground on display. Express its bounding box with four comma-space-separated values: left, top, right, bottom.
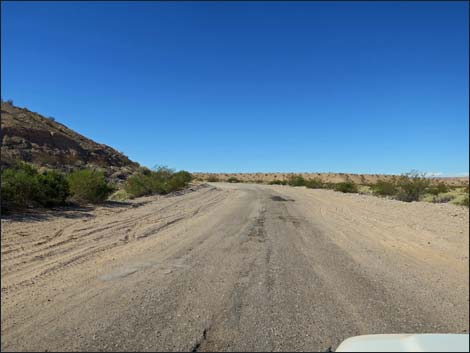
193, 172, 469, 186
1, 182, 469, 351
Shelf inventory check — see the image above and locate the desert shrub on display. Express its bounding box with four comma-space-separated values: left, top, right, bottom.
36, 170, 70, 207
207, 175, 220, 182
125, 168, 192, 198
1, 163, 70, 210
288, 175, 306, 187
137, 166, 152, 175
395, 171, 430, 202
334, 181, 358, 193
430, 194, 455, 204
109, 189, 131, 201
372, 179, 397, 196
454, 185, 469, 207
227, 177, 240, 183
1, 163, 41, 210
125, 173, 155, 197
68, 169, 114, 204
269, 180, 287, 185
166, 170, 193, 191
456, 194, 469, 207
153, 165, 174, 179
427, 181, 450, 196
305, 178, 324, 189
321, 182, 336, 190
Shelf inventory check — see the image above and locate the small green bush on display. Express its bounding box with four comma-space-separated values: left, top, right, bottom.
395, 171, 430, 202
323, 182, 337, 190
269, 180, 287, 185
372, 179, 397, 196
68, 169, 114, 204
125, 173, 155, 197
125, 168, 192, 198
207, 175, 220, 182
288, 175, 306, 187
166, 170, 193, 191
334, 181, 358, 193
36, 170, 70, 207
430, 194, 455, 204
457, 194, 469, 207
1, 162, 70, 210
427, 182, 450, 196
1, 163, 41, 209
227, 177, 240, 183
305, 178, 324, 189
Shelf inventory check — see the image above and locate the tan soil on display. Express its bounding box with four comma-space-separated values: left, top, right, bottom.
1, 183, 468, 351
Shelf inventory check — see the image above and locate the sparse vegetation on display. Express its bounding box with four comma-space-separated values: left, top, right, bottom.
2, 162, 43, 210
1, 162, 73, 211
371, 172, 459, 203
427, 181, 450, 196
227, 177, 241, 183
305, 178, 324, 189
395, 171, 430, 202
371, 179, 397, 196
456, 193, 469, 207
287, 175, 306, 187
269, 180, 287, 185
125, 167, 192, 198
334, 181, 358, 193
37, 170, 70, 207
206, 175, 220, 182
430, 194, 455, 204
68, 169, 114, 204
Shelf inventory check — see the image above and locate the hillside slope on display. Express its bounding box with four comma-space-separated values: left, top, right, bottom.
1, 102, 139, 180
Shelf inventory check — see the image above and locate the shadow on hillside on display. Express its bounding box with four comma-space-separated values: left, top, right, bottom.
1, 201, 134, 223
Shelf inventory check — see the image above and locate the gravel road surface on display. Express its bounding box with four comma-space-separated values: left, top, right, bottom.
1, 183, 468, 351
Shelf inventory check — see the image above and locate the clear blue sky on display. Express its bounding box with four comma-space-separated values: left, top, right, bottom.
2, 1, 468, 175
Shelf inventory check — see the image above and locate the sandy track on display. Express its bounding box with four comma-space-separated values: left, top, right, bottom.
1, 183, 468, 351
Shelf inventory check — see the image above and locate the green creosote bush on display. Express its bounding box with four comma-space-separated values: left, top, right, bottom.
125, 167, 192, 198
206, 175, 220, 182
427, 181, 450, 196
334, 181, 358, 193
269, 180, 287, 185
287, 175, 306, 187
457, 194, 469, 207
371, 179, 398, 196
227, 177, 240, 183
1, 162, 70, 211
395, 171, 430, 202
430, 194, 455, 204
305, 178, 324, 189
323, 182, 337, 190
37, 170, 70, 207
68, 169, 114, 204
1, 162, 41, 210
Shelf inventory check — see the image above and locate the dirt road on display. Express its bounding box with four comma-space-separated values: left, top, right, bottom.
1, 183, 468, 351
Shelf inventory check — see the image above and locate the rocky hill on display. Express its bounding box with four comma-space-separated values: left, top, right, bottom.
1, 102, 139, 181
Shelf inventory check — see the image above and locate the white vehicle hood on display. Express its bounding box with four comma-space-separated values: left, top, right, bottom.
336, 334, 469, 352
